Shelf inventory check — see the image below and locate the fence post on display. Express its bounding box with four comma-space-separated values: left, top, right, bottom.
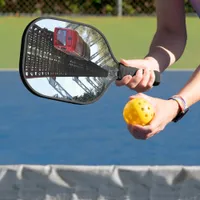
117, 0, 122, 16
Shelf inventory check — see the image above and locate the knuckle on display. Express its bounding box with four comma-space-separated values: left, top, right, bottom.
127, 80, 138, 89
136, 72, 143, 79
139, 82, 147, 88
143, 68, 149, 75
128, 84, 136, 90
117, 76, 132, 86
129, 77, 139, 85
147, 82, 153, 88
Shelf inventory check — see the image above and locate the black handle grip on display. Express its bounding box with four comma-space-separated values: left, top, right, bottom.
117, 63, 160, 86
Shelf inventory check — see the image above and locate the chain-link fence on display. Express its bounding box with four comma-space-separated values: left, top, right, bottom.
0, 0, 195, 16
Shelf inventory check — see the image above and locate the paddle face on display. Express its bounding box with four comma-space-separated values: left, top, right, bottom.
19, 17, 119, 105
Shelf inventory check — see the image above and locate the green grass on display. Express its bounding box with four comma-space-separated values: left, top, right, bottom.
0, 16, 199, 69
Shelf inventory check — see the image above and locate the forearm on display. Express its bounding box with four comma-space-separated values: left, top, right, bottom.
145, 30, 187, 72
144, 0, 187, 73
176, 65, 200, 107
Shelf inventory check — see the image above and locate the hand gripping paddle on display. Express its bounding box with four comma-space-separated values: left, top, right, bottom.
19, 17, 160, 105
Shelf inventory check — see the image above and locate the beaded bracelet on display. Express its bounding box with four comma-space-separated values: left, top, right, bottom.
168, 95, 188, 113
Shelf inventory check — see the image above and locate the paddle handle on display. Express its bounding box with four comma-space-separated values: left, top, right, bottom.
117, 63, 160, 86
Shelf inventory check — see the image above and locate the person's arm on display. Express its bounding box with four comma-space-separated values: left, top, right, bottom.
176, 65, 200, 107
127, 65, 200, 140
145, 0, 187, 72
116, 0, 187, 92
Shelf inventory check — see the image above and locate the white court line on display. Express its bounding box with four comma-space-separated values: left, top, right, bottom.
0, 68, 18, 71
0, 68, 195, 72
166, 68, 194, 71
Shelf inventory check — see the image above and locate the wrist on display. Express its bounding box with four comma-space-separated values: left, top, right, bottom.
145, 45, 177, 72
144, 56, 160, 72
168, 99, 181, 120
168, 95, 189, 122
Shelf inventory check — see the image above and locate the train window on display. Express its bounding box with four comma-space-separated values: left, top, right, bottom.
54, 27, 90, 60
56, 29, 67, 46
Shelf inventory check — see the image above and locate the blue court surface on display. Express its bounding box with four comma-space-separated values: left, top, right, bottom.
0, 70, 199, 165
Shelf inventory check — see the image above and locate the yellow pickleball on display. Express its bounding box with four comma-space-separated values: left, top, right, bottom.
123, 97, 155, 126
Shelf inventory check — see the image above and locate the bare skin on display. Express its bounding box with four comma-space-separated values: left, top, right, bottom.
118, 0, 200, 139
116, 0, 187, 92
128, 65, 200, 140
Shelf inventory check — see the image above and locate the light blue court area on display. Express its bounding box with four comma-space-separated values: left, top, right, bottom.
0, 70, 199, 165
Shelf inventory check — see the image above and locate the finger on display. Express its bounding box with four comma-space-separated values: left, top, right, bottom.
127, 69, 143, 89
145, 127, 159, 139
138, 68, 150, 88
115, 75, 132, 86
128, 124, 150, 140
133, 130, 150, 140
128, 124, 146, 140
134, 132, 146, 140
132, 125, 152, 135
132, 123, 160, 140
127, 124, 140, 138
134, 70, 155, 93
143, 114, 165, 139
147, 70, 156, 88
120, 59, 144, 67
145, 126, 163, 139
146, 123, 165, 139
146, 130, 158, 139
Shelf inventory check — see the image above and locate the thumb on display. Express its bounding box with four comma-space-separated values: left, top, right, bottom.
133, 112, 159, 134
120, 58, 144, 67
